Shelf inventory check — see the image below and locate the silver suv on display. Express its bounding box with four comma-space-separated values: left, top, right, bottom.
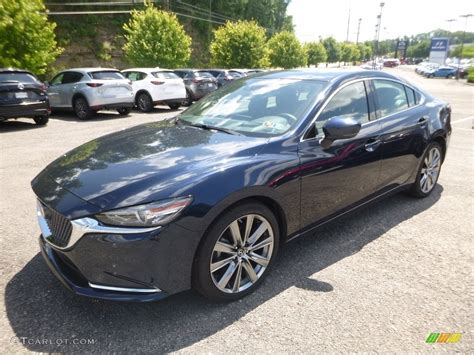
47, 68, 134, 120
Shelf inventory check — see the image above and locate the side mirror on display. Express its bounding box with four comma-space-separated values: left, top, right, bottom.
321, 116, 361, 148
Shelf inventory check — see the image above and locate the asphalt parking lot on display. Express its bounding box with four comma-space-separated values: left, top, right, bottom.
0, 67, 472, 353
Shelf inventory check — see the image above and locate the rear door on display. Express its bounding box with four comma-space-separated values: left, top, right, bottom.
370, 79, 430, 192
57, 71, 83, 106
47, 73, 64, 107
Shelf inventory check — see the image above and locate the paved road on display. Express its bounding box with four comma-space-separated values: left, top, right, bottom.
0, 68, 472, 353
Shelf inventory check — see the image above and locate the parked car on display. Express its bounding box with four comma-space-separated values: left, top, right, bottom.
383, 58, 400, 67
415, 62, 439, 75
361, 61, 383, 70
122, 68, 186, 112
206, 69, 241, 87
424, 66, 457, 78
33, 69, 451, 302
0, 68, 50, 125
173, 69, 218, 105
47, 68, 134, 120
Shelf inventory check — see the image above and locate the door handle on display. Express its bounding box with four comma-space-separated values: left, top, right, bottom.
364, 139, 381, 152
418, 116, 428, 126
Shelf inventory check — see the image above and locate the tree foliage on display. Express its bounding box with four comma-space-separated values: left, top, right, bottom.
0, 0, 62, 74
322, 37, 341, 64
122, 5, 191, 68
267, 31, 307, 68
406, 39, 430, 58
340, 43, 360, 63
450, 44, 474, 59
304, 41, 327, 67
210, 20, 269, 68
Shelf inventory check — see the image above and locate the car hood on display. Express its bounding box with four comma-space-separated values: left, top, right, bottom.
40, 120, 267, 209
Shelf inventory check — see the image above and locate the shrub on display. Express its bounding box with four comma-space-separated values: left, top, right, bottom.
210, 20, 269, 68
123, 5, 191, 68
304, 42, 327, 67
0, 0, 62, 74
267, 31, 307, 68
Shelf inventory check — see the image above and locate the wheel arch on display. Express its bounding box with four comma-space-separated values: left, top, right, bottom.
135, 89, 152, 102
71, 92, 88, 107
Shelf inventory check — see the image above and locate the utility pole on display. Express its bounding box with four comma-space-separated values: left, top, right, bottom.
345, 0, 352, 42
457, 14, 473, 80
446, 18, 456, 32
356, 18, 362, 44
208, 0, 212, 44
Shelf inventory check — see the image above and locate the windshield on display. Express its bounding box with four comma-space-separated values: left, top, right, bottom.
179, 78, 328, 137
89, 71, 125, 80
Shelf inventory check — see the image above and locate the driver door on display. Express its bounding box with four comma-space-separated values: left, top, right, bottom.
47, 73, 64, 108
298, 80, 383, 229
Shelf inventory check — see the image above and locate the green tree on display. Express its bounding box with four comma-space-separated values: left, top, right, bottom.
450, 44, 474, 59
267, 31, 307, 68
406, 39, 430, 58
0, 0, 62, 74
322, 37, 341, 64
210, 20, 269, 68
304, 41, 327, 67
123, 5, 191, 67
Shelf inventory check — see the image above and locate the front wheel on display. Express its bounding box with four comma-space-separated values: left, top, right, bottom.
136, 92, 153, 112
193, 202, 279, 301
182, 90, 193, 106
33, 115, 49, 125
408, 142, 443, 198
117, 107, 132, 115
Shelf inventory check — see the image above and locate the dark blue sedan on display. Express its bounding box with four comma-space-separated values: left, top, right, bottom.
32, 69, 451, 302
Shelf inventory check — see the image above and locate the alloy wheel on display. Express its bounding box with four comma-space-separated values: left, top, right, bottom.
137, 94, 151, 112
210, 214, 274, 293
420, 147, 441, 193
74, 99, 88, 119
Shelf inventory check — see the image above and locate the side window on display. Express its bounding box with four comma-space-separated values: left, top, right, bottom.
62, 72, 83, 84
184, 73, 193, 79
314, 81, 369, 134
50, 73, 64, 85
414, 90, 422, 104
125, 72, 145, 81
373, 79, 409, 116
405, 86, 416, 107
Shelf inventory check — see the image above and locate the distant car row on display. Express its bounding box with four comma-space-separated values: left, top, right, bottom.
0, 67, 264, 125
414, 62, 471, 79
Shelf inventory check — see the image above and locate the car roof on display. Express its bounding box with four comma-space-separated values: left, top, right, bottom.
122, 68, 174, 73
64, 68, 120, 73
0, 68, 34, 74
253, 69, 400, 82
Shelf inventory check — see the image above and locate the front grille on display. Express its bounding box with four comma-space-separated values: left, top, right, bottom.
41, 202, 73, 248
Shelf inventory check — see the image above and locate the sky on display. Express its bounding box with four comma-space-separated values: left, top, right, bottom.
287, 0, 474, 43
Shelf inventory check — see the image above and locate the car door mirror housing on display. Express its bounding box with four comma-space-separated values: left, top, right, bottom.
321, 116, 361, 148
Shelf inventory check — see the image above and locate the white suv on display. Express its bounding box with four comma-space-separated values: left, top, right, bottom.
122, 68, 186, 112
47, 68, 134, 120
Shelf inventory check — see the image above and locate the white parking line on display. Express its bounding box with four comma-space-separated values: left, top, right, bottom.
452, 115, 474, 124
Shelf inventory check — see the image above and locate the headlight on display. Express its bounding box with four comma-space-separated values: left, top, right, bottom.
95, 196, 192, 227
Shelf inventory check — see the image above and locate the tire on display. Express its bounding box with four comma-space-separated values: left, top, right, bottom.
33, 115, 49, 125
168, 103, 180, 110
408, 142, 443, 198
136, 92, 153, 112
117, 107, 132, 115
193, 202, 280, 301
73, 97, 93, 120
182, 90, 193, 106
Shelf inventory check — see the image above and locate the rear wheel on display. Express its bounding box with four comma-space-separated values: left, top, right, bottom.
136, 92, 153, 112
408, 142, 443, 198
193, 202, 279, 301
182, 90, 193, 106
33, 115, 49, 125
117, 107, 132, 115
168, 103, 180, 110
73, 97, 92, 120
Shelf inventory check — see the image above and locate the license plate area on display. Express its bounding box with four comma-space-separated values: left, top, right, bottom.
15, 92, 28, 99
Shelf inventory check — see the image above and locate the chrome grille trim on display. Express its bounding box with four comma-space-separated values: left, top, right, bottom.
88, 282, 161, 293
37, 199, 161, 250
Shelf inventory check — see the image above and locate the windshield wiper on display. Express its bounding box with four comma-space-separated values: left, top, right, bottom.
183, 121, 243, 136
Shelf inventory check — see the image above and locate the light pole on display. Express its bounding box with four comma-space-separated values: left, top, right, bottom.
356, 18, 362, 44
457, 14, 473, 80
446, 18, 456, 32
346, 0, 352, 42
373, 2, 385, 69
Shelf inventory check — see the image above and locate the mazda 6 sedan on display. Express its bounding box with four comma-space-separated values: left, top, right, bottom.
32, 69, 451, 302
